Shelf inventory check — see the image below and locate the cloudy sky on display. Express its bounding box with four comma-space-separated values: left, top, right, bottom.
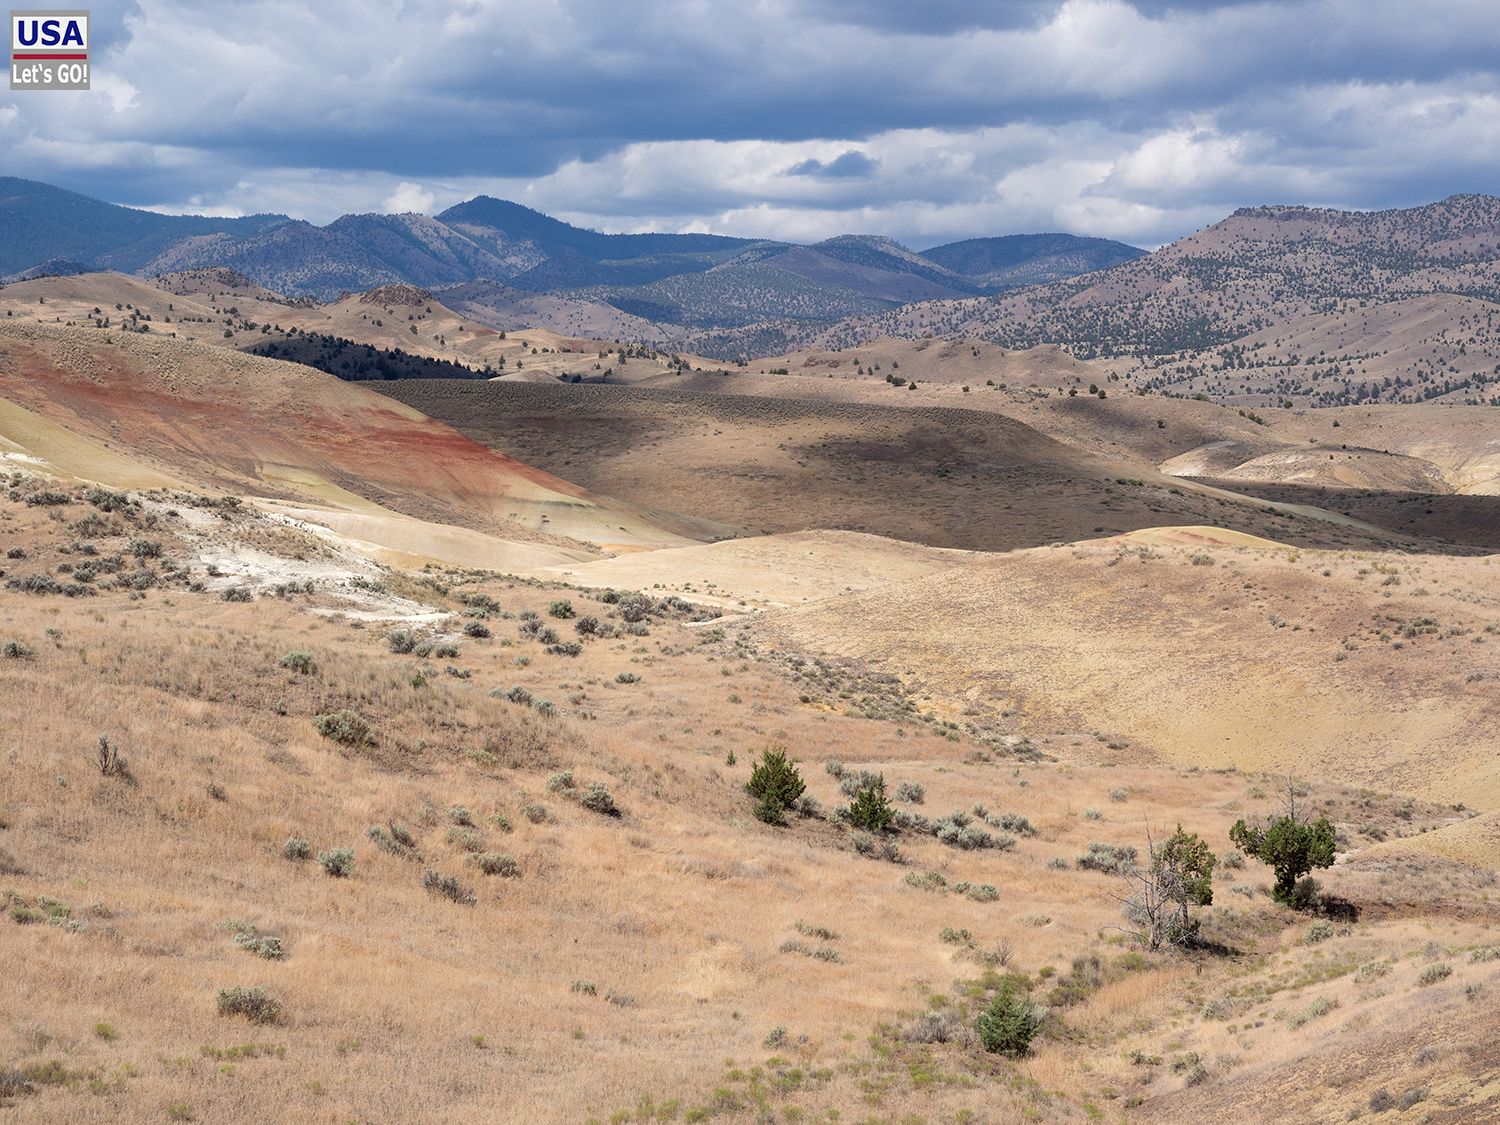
5, 0, 1500, 247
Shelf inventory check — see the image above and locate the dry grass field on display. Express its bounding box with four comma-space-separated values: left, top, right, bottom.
2, 274, 1499, 1123
2, 478, 1499, 1124
751, 532, 1500, 807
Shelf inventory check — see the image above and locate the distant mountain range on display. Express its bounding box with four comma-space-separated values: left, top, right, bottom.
818, 194, 1500, 358
0, 177, 1143, 352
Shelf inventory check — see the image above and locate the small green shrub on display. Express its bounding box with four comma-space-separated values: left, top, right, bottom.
311, 710, 372, 746
421, 869, 476, 905
992, 812, 1037, 837
894, 781, 924, 804
216, 987, 281, 1025
746, 746, 806, 826
846, 774, 894, 832
1417, 963, 1453, 987
580, 782, 620, 817
976, 982, 1042, 1056
1, 640, 33, 660
317, 848, 355, 878
548, 600, 575, 619
468, 852, 520, 877
282, 837, 310, 861
231, 927, 285, 961
368, 824, 421, 861
1303, 920, 1334, 944
904, 871, 947, 893
446, 826, 482, 852
1076, 842, 1138, 874
278, 650, 316, 675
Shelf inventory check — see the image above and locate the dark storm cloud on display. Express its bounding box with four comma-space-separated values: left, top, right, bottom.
2, 0, 1499, 245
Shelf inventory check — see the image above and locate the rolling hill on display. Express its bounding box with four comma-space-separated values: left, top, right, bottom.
375, 379, 1425, 555
0, 320, 715, 561
751, 530, 1500, 805
821, 194, 1500, 358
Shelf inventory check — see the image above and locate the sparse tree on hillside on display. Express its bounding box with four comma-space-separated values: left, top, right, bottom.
1229, 776, 1335, 907
746, 746, 805, 826
1122, 824, 1215, 950
846, 774, 894, 833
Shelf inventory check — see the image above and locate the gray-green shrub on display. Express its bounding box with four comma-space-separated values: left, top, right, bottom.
317, 848, 355, 878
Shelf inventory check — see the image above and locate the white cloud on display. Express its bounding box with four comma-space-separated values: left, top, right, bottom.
0, 0, 1498, 247
383, 181, 436, 214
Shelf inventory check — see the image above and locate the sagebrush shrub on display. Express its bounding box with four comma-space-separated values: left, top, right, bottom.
231, 927, 285, 960
894, 781, 924, 804
279, 650, 316, 675
422, 869, 476, 905
317, 848, 355, 878
992, 812, 1036, 837
1076, 842, 1138, 874
446, 826, 482, 852
580, 781, 620, 817
312, 710, 372, 746
1418, 963, 1453, 987
1303, 920, 1334, 944
468, 852, 520, 877
368, 824, 421, 861
282, 836, 311, 861
217, 986, 281, 1024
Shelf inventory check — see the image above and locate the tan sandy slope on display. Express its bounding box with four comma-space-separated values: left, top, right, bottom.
0, 321, 716, 565
752, 533, 1500, 807
543, 529, 981, 609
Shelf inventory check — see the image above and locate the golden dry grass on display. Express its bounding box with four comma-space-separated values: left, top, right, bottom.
0, 479, 1497, 1123
753, 536, 1500, 808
